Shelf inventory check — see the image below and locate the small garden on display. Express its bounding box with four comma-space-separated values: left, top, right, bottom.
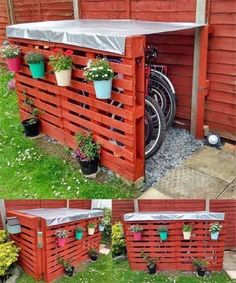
0, 64, 136, 199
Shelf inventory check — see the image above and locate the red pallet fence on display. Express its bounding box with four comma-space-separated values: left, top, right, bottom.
7, 209, 102, 282
9, 36, 145, 182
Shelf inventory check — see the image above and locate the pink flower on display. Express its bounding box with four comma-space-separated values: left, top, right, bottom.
53, 48, 61, 53
65, 49, 73, 56
7, 79, 16, 90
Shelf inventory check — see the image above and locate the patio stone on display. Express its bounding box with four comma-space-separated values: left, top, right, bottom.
184, 146, 236, 183
150, 166, 228, 199
139, 187, 172, 199
219, 178, 236, 199
224, 251, 236, 279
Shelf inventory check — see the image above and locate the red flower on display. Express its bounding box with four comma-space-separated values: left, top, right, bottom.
53, 48, 61, 53
65, 49, 73, 56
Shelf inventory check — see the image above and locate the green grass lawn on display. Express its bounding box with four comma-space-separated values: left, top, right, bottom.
17, 255, 235, 283
0, 65, 136, 199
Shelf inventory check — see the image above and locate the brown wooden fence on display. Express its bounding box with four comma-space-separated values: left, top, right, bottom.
7, 209, 102, 282
124, 218, 225, 271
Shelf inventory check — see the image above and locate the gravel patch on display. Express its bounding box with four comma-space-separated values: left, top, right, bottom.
144, 127, 203, 190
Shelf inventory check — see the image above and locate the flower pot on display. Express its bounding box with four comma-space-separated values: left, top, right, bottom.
133, 231, 142, 241
57, 238, 66, 247
65, 266, 74, 277
210, 231, 220, 240
75, 231, 83, 240
55, 69, 72, 86
22, 118, 40, 137
79, 158, 99, 176
99, 224, 105, 232
148, 264, 156, 275
197, 267, 206, 277
93, 79, 112, 99
89, 254, 98, 262
6, 57, 21, 72
29, 62, 45, 78
183, 231, 191, 240
159, 231, 168, 241
88, 228, 95, 235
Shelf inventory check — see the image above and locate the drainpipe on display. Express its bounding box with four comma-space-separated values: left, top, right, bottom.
6, 0, 15, 25
73, 0, 80, 19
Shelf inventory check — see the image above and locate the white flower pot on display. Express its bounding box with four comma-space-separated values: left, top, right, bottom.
88, 227, 95, 235
55, 69, 72, 86
183, 231, 191, 240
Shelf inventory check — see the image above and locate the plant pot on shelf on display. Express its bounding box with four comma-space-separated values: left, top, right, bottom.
22, 118, 40, 137
57, 238, 66, 247
148, 264, 156, 275
79, 158, 99, 176
197, 267, 206, 277
29, 62, 45, 78
75, 231, 83, 240
159, 231, 168, 241
55, 68, 72, 86
93, 79, 112, 99
183, 231, 191, 240
210, 231, 220, 240
64, 266, 74, 277
99, 224, 105, 232
133, 231, 142, 241
6, 57, 21, 72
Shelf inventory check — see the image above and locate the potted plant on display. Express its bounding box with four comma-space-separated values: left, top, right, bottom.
192, 258, 209, 277
84, 58, 114, 99
0, 43, 21, 72
209, 222, 222, 240
88, 223, 96, 235
129, 224, 143, 241
49, 48, 73, 86
24, 52, 45, 78
22, 95, 41, 137
57, 258, 75, 277
158, 226, 168, 241
75, 226, 84, 240
75, 133, 100, 176
141, 251, 157, 275
98, 219, 105, 232
88, 247, 99, 261
55, 229, 69, 247
182, 224, 192, 240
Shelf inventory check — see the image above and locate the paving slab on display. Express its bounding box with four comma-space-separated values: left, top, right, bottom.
224, 251, 236, 279
184, 146, 236, 183
150, 166, 228, 199
139, 188, 172, 199
219, 178, 236, 199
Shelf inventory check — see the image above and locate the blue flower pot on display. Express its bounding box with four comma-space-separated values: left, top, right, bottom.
93, 79, 112, 99
29, 62, 45, 78
159, 231, 168, 241
75, 231, 83, 240
211, 231, 220, 240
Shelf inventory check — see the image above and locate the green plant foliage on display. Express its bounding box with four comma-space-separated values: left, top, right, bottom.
0, 65, 15, 97
49, 49, 73, 72
24, 52, 44, 64
182, 224, 192, 232
140, 251, 157, 268
129, 224, 143, 233
158, 226, 168, 232
75, 133, 100, 161
84, 58, 114, 81
0, 230, 7, 244
192, 258, 209, 268
209, 222, 222, 232
0, 44, 20, 59
101, 208, 112, 244
0, 241, 20, 276
112, 222, 126, 257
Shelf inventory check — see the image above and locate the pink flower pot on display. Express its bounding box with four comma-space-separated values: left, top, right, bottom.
6, 57, 21, 72
134, 232, 142, 241
57, 238, 66, 247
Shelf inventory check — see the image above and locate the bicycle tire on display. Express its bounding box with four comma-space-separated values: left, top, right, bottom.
145, 110, 153, 146
145, 96, 166, 159
149, 70, 176, 128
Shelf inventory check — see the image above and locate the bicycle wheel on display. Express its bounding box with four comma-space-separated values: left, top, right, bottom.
145, 110, 153, 146
145, 96, 166, 159
149, 70, 176, 129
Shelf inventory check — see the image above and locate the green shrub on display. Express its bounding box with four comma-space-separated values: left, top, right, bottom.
0, 230, 7, 244
24, 52, 44, 64
0, 241, 20, 276
112, 222, 126, 257
101, 208, 112, 244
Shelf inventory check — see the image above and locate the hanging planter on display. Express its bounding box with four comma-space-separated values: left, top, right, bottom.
88, 248, 99, 262
84, 58, 114, 99
75, 226, 84, 240
182, 224, 192, 240
99, 223, 105, 232
24, 52, 45, 79
141, 251, 157, 275
75, 133, 100, 176
209, 222, 222, 240
129, 224, 143, 241
49, 48, 73, 86
87, 223, 96, 235
55, 229, 69, 247
158, 226, 168, 241
0, 44, 21, 72
193, 258, 209, 277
